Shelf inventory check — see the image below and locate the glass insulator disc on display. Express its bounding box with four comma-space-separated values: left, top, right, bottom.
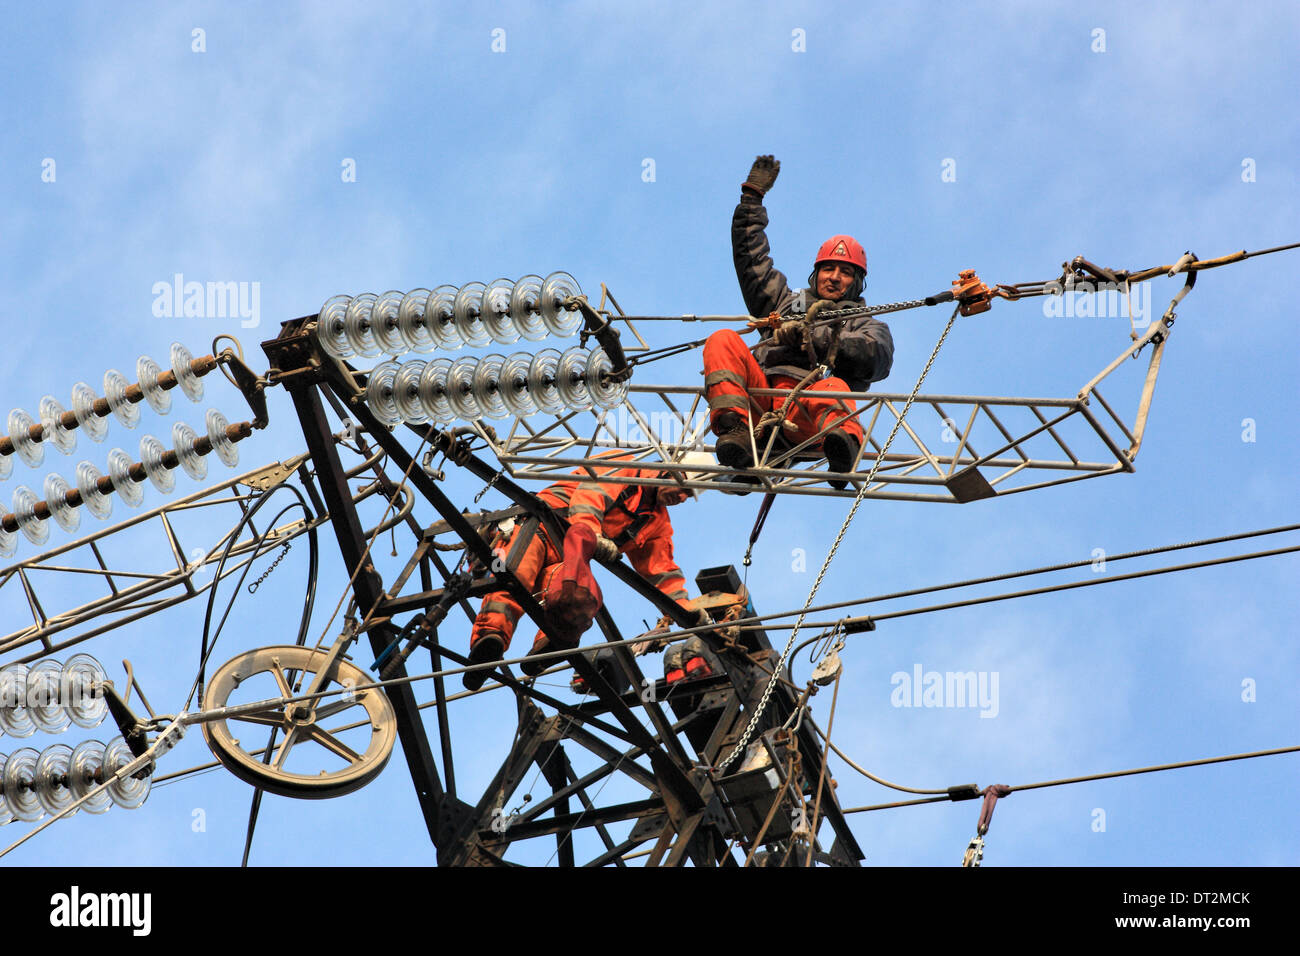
170, 342, 204, 402
171, 421, 207, 481
103, 369, 140, 428
137, 355, 172, 415
72, 382, 108, 442
509, 275, 548, 342
76, 461, 113, 520
108, 447, 143, 507
539, 271, 583, 336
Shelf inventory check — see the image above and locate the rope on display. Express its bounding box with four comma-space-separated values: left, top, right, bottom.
755, 364, 823, 446
743, 747, 800, 867
803, 666, 841, 867
715, 303, 963, 773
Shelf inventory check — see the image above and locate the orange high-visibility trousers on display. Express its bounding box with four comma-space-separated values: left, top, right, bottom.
470, 521, 562, 651
702, 328, 863, 444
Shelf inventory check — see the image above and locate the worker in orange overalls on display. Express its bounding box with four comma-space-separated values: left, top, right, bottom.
705, 155, 895, 489
464, 455, 713, 690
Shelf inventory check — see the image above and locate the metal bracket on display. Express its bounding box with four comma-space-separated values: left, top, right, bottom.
239, 454, 312, 492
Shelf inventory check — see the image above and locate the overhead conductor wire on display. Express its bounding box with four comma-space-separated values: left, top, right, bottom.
139, 524, 1299, 798
135, 524, 1300, 812
839, 745, 1300, 815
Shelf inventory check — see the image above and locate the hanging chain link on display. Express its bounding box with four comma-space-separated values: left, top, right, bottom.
247, 541, 292, 594
715, 304, 962, 773
625, 298, 933, 370
474, 470, 503, 504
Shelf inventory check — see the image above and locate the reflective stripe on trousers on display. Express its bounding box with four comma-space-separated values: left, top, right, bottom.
702, 328, 863, 443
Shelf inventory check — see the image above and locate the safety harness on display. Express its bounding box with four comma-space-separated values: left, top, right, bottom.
605, 483, 660, 549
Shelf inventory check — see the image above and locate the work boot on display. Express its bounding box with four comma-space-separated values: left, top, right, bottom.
714, 413, 754, 469
713, 412, 761, 495
713, 411, 745, 435
822, 428, 861, 490
663, 644, 688, 684
681, 636, 715, 680
463, 632, 506, 691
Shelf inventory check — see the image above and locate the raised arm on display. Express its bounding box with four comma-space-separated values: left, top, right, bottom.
732, 155, 797, 318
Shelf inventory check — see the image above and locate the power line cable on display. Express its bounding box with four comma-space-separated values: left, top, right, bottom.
629, 523, 1300, 651
777, 541, 1300, 643
840, 744, 1300, 814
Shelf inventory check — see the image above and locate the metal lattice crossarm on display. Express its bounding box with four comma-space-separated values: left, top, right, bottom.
0, 455, 407, 664
478, 313, 1169, 503
487, 385, 1131, 503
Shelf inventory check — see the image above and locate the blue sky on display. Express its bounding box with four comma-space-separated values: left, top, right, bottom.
0, 1, 1296, 866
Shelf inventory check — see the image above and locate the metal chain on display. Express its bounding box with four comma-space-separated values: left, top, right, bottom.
624, 297, 933, 370
474, 470, 502, 503
716, 304, 961, 772
794, 298, 929, 321
247, 541, 291, 594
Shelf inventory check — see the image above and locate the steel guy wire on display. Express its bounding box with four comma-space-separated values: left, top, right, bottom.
658, 522, 1300, 649
132, 532, 1300, 802
776, 541, 1300, 640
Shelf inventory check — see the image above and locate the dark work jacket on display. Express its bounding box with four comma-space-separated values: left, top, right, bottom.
732, 196, 894, 391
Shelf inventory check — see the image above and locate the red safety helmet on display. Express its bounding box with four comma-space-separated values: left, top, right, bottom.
814, 235, 867, 274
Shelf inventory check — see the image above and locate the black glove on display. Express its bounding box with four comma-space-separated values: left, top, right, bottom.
773, 319, 804, 347
742, 155, 780, 199
593, 535, 620, 562
688, 606, 713, 628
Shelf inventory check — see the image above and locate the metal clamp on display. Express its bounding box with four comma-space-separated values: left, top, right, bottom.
961, 835, 985, 867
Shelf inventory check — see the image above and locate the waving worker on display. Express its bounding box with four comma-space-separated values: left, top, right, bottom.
704, 155, 895, 489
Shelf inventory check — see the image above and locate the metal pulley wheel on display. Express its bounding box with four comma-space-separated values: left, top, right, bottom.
201, 645, 397, 799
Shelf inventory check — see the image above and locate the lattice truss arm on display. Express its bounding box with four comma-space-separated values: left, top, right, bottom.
480, 316, 1171, 504
0, 455, 405, 663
